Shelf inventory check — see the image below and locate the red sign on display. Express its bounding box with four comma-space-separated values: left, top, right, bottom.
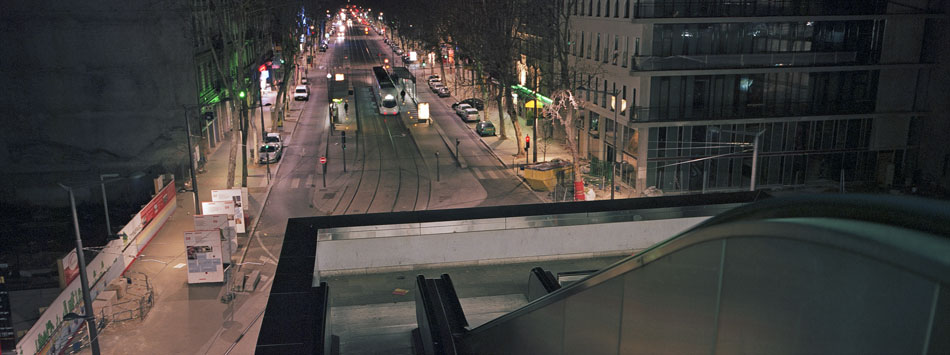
320, 156, 327, 164
258, 64, 267, 72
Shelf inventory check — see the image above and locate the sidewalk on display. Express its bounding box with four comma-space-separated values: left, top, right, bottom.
78, 55, 313, 354
409, 61, 638, 201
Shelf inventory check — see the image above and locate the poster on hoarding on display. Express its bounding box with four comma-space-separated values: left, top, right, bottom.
184, 230, 224, 284
58, 248, 79, 288
201, 200, 244, 233
194, 214, 236, 264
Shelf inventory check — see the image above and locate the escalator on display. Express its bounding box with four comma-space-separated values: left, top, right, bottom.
415, 194, 950, 354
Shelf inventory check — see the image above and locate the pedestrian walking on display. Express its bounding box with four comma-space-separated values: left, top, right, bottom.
400, 90, 406, 103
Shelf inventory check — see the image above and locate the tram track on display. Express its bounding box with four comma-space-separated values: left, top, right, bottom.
330, 28, 431, 215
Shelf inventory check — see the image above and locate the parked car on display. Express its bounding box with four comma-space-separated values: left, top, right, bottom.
458, 107, 479, 122
430, 82, 445, 93
455, 104, 479, 122
301, 77, 309, 85
452, 98, 484, 111
454, 103, 473, 115
459, 98, 484, 110
428, 75, 441, 81
259, 143, 283, 163
264, 132, 282, 147
437, 87, 451, 97
294, 85, 310, 101
475, 121, 496, 136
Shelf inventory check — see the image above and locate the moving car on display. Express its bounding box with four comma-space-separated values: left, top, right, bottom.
259, 143, 282, 163
301, 77, 309, 85
294, 85, 310, 101
475, 121, 496, 136
437, 86, 451, 97
430, 82, 445, 93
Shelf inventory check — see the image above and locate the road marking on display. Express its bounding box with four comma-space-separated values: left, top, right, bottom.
306, 174, 314, 187
472, 168, 485, 180
173, 263, 186, 269
291, 177, 300, 189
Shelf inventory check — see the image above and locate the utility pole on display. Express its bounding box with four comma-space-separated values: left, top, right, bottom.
435, 152, 440, 181
259, 76, 270, 184
184, 111, 201, 214
611, 90, 619, 200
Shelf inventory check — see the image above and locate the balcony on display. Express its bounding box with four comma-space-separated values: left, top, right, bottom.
632, 51, 860, 72
631, 99, 875, 123
632, 0, 888, 18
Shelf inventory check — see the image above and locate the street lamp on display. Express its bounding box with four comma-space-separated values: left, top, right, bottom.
99, 172, 145, 237
58, 172, 145, 355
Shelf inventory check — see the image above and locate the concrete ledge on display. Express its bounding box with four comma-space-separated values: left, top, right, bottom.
316, 216, 708, 274
317, 249, 638, 277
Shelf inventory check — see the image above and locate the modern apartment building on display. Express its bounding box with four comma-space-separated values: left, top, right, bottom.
564, 0, 940, 194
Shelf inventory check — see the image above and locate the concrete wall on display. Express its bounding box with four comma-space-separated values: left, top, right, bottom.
316, 216, 709, 275
0, 0, 197, 204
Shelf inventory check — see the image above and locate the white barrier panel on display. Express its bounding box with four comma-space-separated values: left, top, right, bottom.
316, 217, 708, 273
19, 181, 177, 355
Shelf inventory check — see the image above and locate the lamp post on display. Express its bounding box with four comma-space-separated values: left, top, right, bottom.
57, 173, 144, 354
99, 173, 118, 237
58, 186, 101, 355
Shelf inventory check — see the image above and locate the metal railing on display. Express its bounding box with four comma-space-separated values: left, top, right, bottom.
630, 99, 875, 122
632, 51, 860, 71
633, 0, 888, 18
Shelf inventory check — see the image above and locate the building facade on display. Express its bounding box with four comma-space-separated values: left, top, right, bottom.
565, 0, 940, 194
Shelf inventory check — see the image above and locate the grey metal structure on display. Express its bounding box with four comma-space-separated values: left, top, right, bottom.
456, 194, 950, 354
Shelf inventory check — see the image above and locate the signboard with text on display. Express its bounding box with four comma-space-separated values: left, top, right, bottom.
184, 230, 224, 284
194, 214, 236, 264
201, 201, 243, 233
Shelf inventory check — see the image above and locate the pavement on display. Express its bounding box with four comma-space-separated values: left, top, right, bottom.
73, 54, 306, 354
407, 61, 639, 201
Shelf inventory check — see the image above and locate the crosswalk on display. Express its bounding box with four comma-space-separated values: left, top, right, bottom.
471, 166, 511, 180
287, 175, 315, 189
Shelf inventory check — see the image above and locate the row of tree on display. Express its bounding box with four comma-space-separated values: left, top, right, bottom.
370, 0, 612, 195
199, 0, 314, 187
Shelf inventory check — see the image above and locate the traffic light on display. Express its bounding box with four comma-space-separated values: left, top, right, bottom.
525, 135, 530, 150
239, 91, 246, 98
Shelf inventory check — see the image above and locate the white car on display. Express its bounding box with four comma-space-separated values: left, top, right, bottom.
294, 85, 310, 101
456, 106, 479, 122
264, 133, 281, 147
259, 142, 282, 163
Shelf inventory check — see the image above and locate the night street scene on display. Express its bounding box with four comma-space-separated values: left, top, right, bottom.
2, 0, 949, 354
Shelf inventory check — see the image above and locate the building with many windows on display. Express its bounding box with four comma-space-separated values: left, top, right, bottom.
563, 0, 942, 194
